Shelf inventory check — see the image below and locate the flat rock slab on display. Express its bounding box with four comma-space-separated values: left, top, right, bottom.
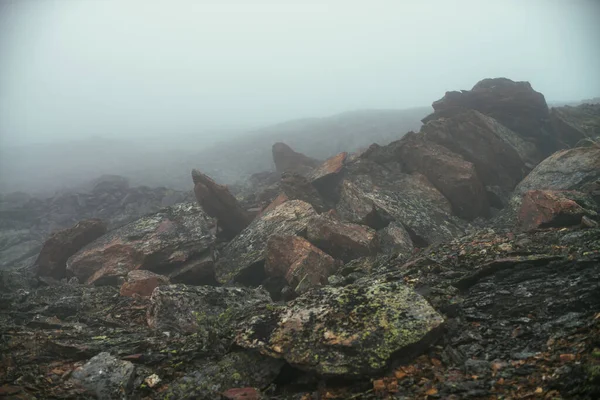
236, 278, 444, 377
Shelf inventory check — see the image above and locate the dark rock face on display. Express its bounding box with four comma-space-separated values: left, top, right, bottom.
280, 172, 328, 213
70, 352, 135, 400
425, 77, 555, 154
216, 200, 317, 285
395, 133, 490, 220
264, 235, 337, 294
310, 152, 347, 202
34, 219, 107, 279
66, 203, 215, 285
306, 214, 380, 262
421, 109, 529, 193
236, 277, 444, 377
272, 142, 320, 175
192, 169, 252, 239
550, 103, 600, 148
517, 190, 598, 231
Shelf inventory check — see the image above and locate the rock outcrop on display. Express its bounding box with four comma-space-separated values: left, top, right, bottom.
66, 203, 215, 285
34, 219, 107, 279
280, 172, 328, 213
192, 169, 252, 239
272, 142, 320, 175
550, 103, 600, 147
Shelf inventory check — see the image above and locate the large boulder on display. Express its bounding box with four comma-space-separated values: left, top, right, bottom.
264, 235, 337, 295
280, 172, 328, 213
34, 219, 107, 279
550, 103, 600, 148
306, 214, 379, 262
66, 203, 215, 285
236, 277, 444, 377
513, 147, 600, 199
310, 152, 347, 202
216, 200, 317, 285
394, 133, 490, 219
192, 169, 252, 239
424, 77, 555, 154
421, 109, 530, 193
272, 142, 320, 175
336, 160, 464, 246
517, 190, 598, 231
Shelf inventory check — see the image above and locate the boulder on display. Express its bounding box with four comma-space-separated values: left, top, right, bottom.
192, 169, 252, 239
236, 277, 444, 377
421, 109, 529, 192
280, 172, 328, 213
513, 147, 600, 199
168, 254, 217, 286
378, 222, 414, 257
272, 142, 320, 175
395, 133, 490, 219
336, 160, 464, 246
550, 103, 600, 148
306, 214, 379, 262
119, 269, 169, 297
264, 235, 337, 294
518, 190, 598, 231
310, 152, 347, 201
424, 77, 555, 154
34, 219, 107, 279
66, 203, 215, 285
216, 200, 317, 285
70, 352, 135, 400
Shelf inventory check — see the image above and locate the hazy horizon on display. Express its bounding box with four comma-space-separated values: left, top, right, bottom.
1, 0, 599, 147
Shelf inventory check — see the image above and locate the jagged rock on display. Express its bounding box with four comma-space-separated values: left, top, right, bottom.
306, 214, 379, 262
259, 193, 289, 216
70, 352, 135, 400
424, 77, 555, 154
272, 142, 320, 175
147, 285, 271, 350
280, 172, 328, 213
119, 270, 169, 297
216, 200, 317, 285
336, 159, 464, 246
264, 235, 337, 294
311, 152, 347, 201
421, 109, 530, 193
236, 277, 444, 377
518, 190, 598, 231
378, 222, 414, 257
192, 169, 252, 239
513, 147, 600, 199
550, 103, 600, 147
66, 203, 215, 285
162, 352, 282, 400
34, 219, 107, 279
168, 254, 217, 285
394, 133, 490, 219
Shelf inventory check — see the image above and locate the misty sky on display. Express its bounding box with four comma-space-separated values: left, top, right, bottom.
1, 0, 599, 146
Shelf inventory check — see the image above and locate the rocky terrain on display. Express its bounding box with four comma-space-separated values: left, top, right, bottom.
1, 78, 600, 399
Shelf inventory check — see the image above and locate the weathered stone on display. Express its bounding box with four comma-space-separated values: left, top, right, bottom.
311, 152, 347, 202
192, 169, 252, 239
272, 142, 320, 175
306, 214, 379, 262
395, 133, 490, 219
550, 103, 600, 148
421, 109, 529, 192
119, 270, 169, 297
34, 219, 107, 279
518, 190, 598, 231
280, 172, 328, 213
70, 352, 135, 400
168, 254, 217, 286
236, 277, 444, 377
216, 200, 317, 285
66, 203, 215, 285
162, 352, 281, 400
259, 193, 288, 216
378, 222, 414, 257
264, 235, 337, 294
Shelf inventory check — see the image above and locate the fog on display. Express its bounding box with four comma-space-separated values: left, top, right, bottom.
0, 0, 599, 193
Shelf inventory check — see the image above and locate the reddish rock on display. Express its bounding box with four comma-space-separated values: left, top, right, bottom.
260, 193, 288, 216
306, 214, 379, 262
310, 152, 347, 203
518, 190, 596, 231
222, 387, 261, 400
120, 270, 169, 297
272, 142, 320, 175
66, 203, 215, 285
34, 219, 107, 279
396, 133, 489, 220
192, 169, 252, 239
265, 235, 337, 294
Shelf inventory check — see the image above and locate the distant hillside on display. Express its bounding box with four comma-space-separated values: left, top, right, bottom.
0, 107, 431, 195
